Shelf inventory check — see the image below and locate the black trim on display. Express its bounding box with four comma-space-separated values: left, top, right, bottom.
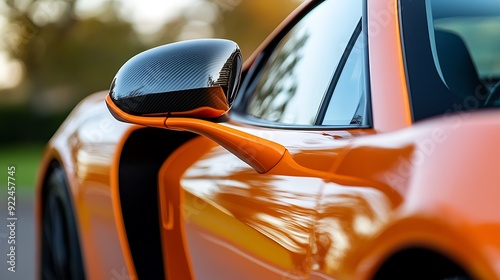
362, 0, 373, 127
118, 128, 195, 280
399, 0, 467, 121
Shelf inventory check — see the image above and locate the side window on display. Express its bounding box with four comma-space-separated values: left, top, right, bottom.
245, 0, 363, 126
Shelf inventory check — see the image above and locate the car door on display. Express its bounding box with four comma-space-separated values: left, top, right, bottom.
171, 0, 369, 279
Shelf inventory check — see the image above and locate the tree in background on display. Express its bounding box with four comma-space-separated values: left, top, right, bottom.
153, 0, 300, 59
1, 0, 144, 113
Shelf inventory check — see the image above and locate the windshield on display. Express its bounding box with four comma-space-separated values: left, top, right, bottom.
400, 0, 500, 121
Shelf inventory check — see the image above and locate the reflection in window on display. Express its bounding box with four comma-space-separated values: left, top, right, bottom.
323, 34, 365, 125
246, 0, 362, 125
248, 27, 309, 123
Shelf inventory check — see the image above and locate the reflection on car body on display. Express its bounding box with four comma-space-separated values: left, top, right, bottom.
37, 0, 500, 279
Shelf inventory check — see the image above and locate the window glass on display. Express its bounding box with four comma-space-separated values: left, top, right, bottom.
323, 34, 365, 125
400, 0, 500, 121
246, 0, 362, 125
430, 0, 500, 80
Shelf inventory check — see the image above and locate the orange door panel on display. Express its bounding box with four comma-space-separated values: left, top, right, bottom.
157, 123, 371, 279
181, 145, 325, 279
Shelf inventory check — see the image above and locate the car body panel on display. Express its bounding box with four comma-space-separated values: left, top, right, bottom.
156, 121, 374, 279
317, 111, 500, 279
38, 94, 500, 279
367, 0, 412, 132
177, 136, 334, 279
36, 0, 500, 279
161, 110, 500, 279
36, 91, 138, 279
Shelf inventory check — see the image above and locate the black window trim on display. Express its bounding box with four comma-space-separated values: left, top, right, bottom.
362, 0, 373, 128
231, 0, 372, 130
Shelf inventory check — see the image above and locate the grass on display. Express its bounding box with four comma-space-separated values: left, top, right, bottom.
1, 143, 45, 196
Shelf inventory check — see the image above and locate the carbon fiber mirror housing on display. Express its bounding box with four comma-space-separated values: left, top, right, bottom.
108, 39, 242, 119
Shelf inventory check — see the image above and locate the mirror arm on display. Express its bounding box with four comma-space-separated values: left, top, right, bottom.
108, 95, 388, 187
165, 118, 286, 174
166, 118, 383, 187
107, 95, 285, 173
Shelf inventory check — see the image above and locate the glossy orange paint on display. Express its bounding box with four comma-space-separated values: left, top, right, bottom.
37, 91, 137, 279
37, 0, 500, 279
368, 0, 412, 132
107, 95, 287, 173
177, 138, 327, 279
316, 112, 500, 279
158, 111, 500, 280
157, 137, 211, 280
165, 118, 286, 173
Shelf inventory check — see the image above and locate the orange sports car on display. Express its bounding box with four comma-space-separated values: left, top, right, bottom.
37, 0, 500, 279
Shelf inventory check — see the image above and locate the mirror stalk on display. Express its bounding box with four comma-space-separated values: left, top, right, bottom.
165, 118, 286, 174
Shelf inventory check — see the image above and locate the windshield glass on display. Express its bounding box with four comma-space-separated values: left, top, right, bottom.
400, 0, 500, 121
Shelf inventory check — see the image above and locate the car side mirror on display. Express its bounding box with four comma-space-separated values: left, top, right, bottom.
105, 39, 289, 174
107, 39, 242, 120
105, 39, 373, 182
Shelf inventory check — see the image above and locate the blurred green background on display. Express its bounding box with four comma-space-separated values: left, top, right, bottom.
0, 0, 302, 191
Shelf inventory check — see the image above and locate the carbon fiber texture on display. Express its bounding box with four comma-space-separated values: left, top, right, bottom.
115, 86, 229, 116
109, 39, 242, 116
